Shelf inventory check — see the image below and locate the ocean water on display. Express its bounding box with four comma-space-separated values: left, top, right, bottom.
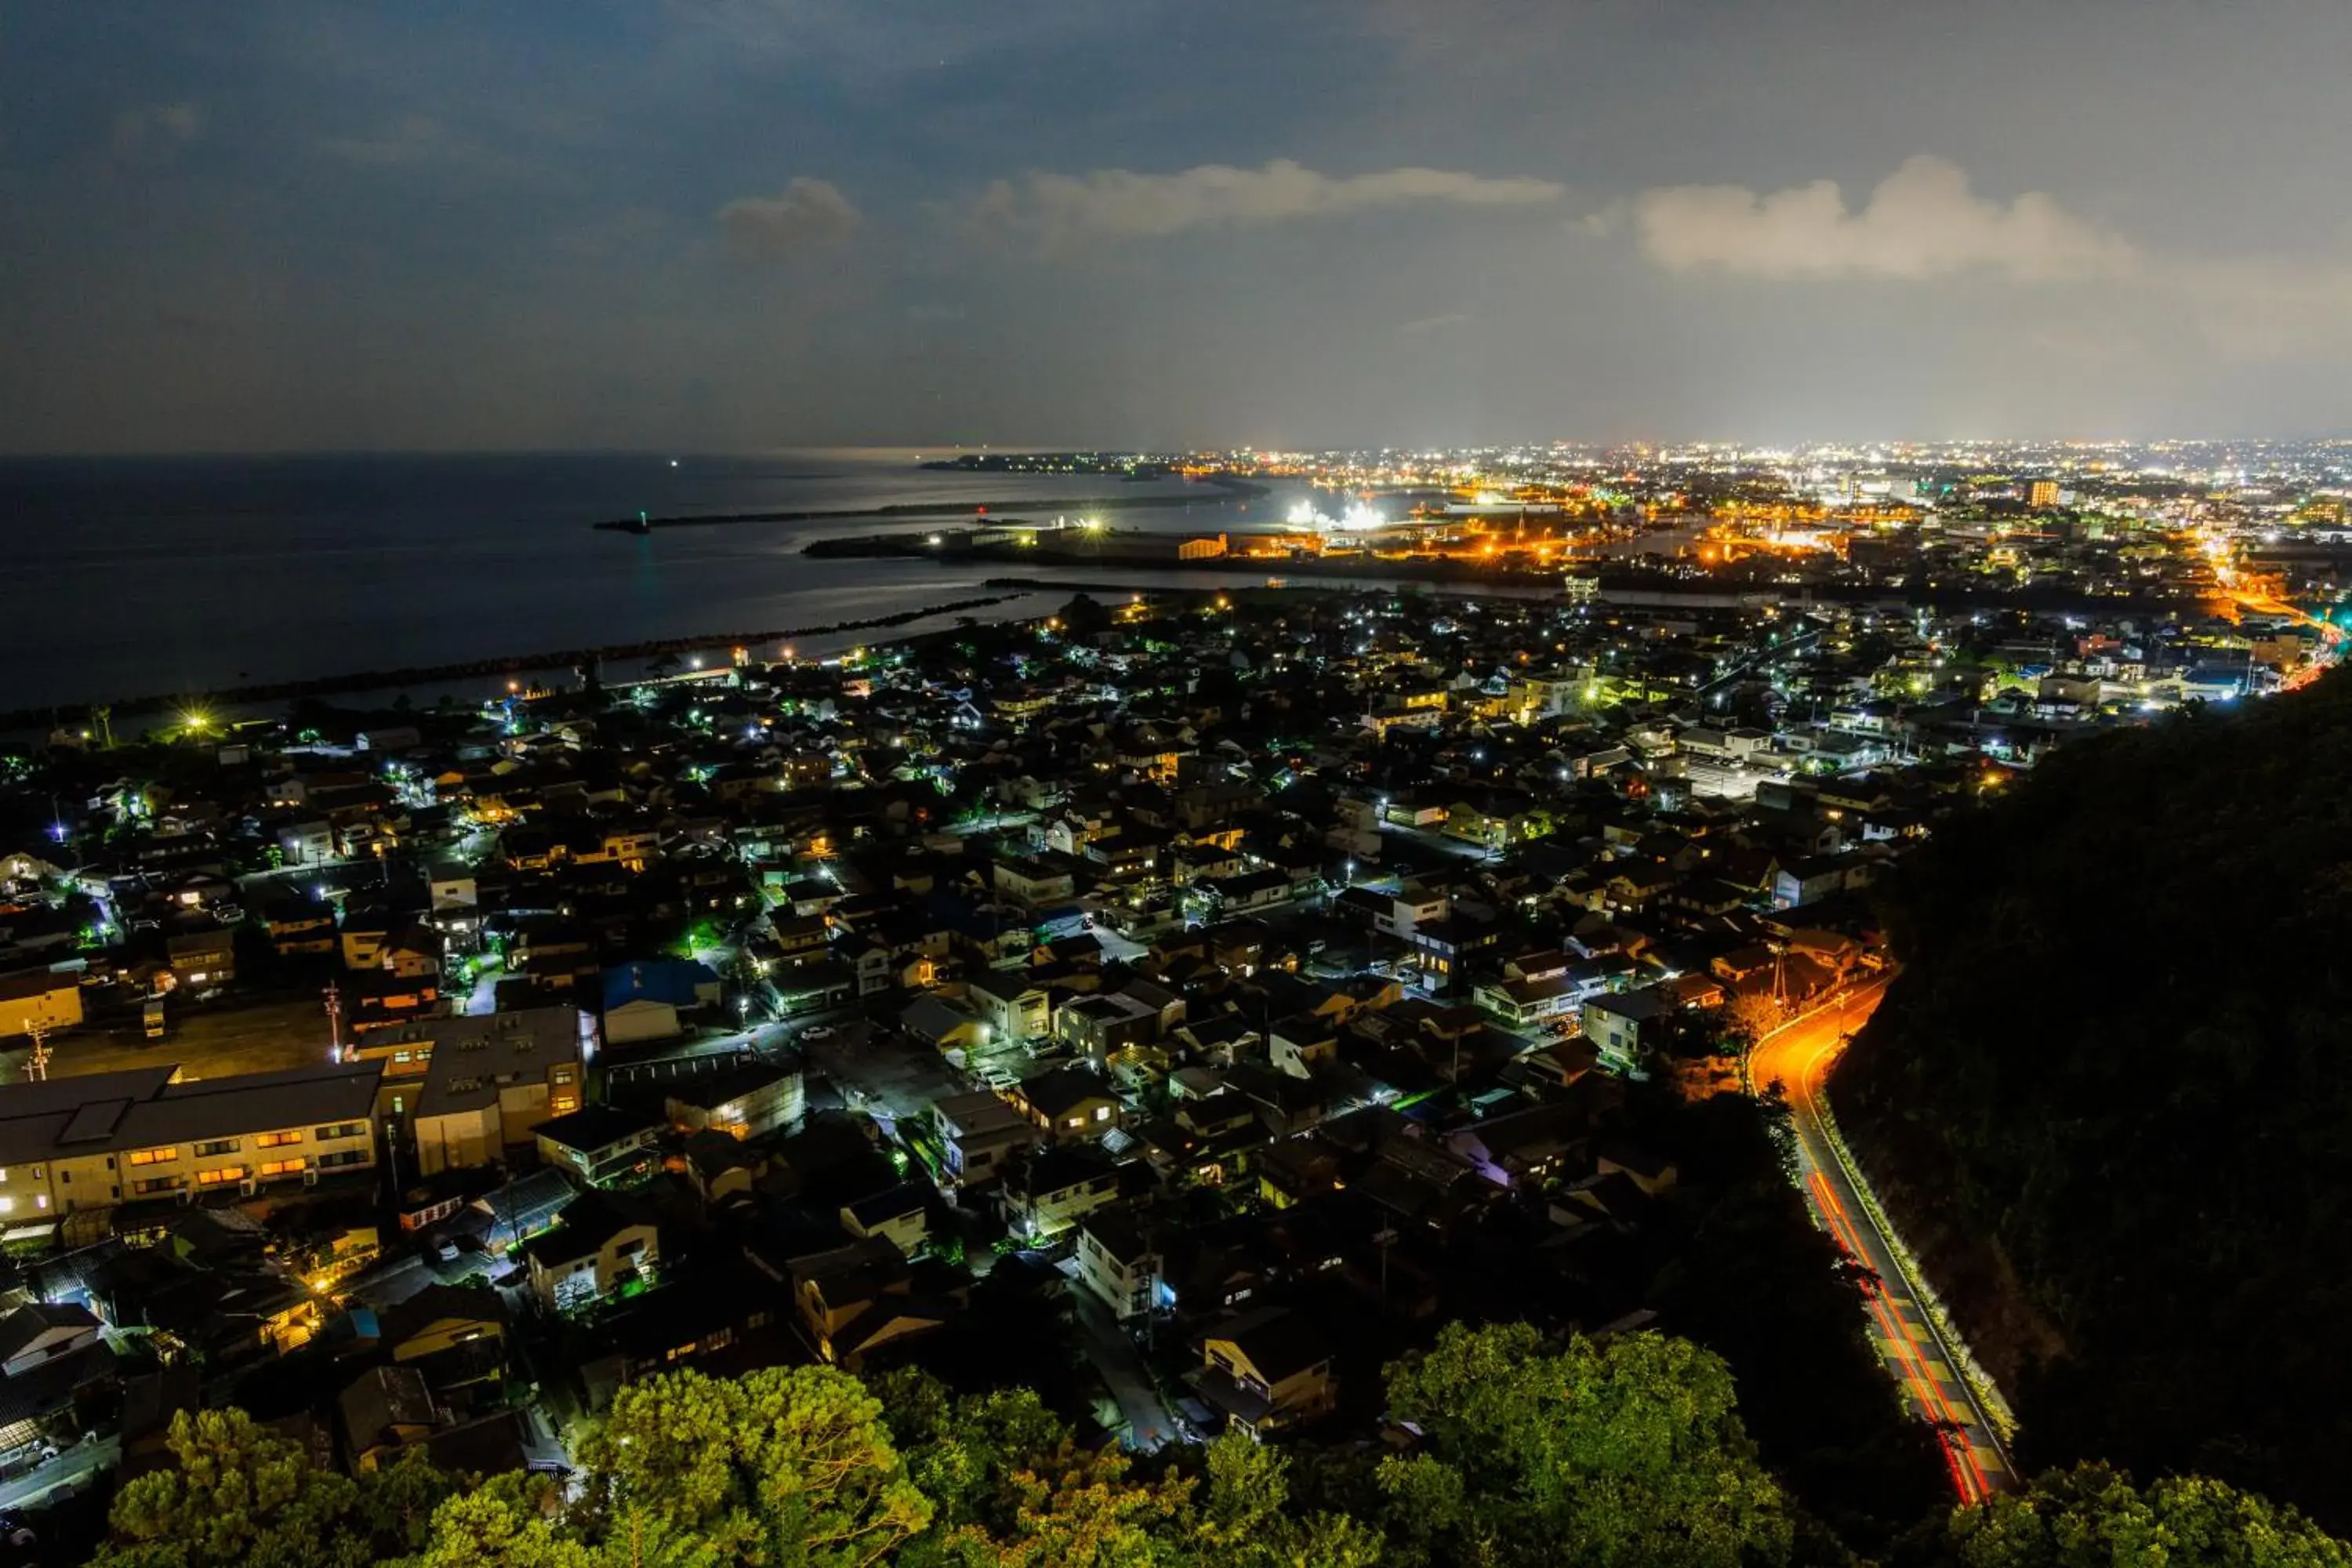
0, 450, 1290, 713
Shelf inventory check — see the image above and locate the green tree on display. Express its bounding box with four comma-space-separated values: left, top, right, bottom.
572, 1365, 932, 1568
1933, 1464, 2351, 1568
1196, 1434, 1382, 1568
94, 1408, 454, 1568
410, 1479, 599, 1568
938, 1440, 1190, 1568
1377, 1323, 1791, 1568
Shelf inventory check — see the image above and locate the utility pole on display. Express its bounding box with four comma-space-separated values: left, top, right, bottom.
24, 1022, 50, 1083
323, 980, 343, 1062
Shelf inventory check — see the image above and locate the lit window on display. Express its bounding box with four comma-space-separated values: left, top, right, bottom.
128, 1148, 177, 1167
1094, 1105, 1112, 1121
255, 1131, 301, 1149
194, 1167, 249, 1187
259, 1159, 305, 1177
0, 1198, 12, 1214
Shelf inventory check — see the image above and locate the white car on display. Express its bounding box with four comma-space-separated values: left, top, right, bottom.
800, 1024, 837, 1041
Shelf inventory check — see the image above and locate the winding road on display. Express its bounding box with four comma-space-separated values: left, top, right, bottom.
1748, 979, 2020, 1504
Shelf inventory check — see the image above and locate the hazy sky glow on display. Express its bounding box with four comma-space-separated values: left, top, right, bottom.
5, 0, 2351, 453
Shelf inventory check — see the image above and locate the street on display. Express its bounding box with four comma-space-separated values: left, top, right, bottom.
1748, 980, 2019, 1504
1067, 1286, 1179, 1450
0, 1435, 115, 1512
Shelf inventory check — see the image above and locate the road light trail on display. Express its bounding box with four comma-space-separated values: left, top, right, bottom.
1749, 978, 2019, 1501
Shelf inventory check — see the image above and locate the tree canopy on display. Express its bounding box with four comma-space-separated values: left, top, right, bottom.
78, 1329, 2348, 1568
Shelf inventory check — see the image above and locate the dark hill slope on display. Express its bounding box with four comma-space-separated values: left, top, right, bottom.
1840, 672, 2352, 1526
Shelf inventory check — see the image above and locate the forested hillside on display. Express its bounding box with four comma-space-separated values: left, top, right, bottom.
1840, 671, 2352, 1526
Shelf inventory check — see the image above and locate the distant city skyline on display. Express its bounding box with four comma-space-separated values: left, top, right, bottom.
6, 2, 2352, 453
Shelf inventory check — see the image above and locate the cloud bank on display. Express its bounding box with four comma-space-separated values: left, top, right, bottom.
1635, 155, 2136, 282
978, 158, 1564, 247
717, 178, 864, 260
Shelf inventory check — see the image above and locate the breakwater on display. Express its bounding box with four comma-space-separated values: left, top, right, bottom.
593, 475, 1268, 532
0, 593, 1022, 732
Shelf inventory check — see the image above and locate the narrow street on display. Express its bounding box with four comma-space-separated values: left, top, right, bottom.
1748, 980, 2020, 1503
1067, 1287, 1179, 1451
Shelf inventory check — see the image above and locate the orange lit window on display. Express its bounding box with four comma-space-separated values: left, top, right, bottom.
194, 1167, 249, 1187
255, 1131, 301, 1149
259, 1159, 306, 1178
128, 1148, 177, 1167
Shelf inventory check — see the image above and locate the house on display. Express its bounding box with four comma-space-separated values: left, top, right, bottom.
1447, 1102, 1595, 1189
1581, 989, 1669, 1062
967, 970, 1051, 1044
1004, 1145, 1122, 1241
1076, 1211, 1163, 1321
1268, 1015, 1338, 1079
0, 970, 81, 1040
164, 927, 236, 992
376, 1283, 507, 1384
339, 1365, 439, 1472
404, 1007, 588, 1176
0, 1060, 382, 1213
782, 1236, 952, 1370
378, 924, 442, 980
532, 1105, 663, 1188
899, 996, 988, 1054
263, 905, 338, 957
1189, 1307, 1338, 1438
931, 1090, 1033, 1189
520, 1191, 659, 1312
992, 855, 1075, 909
1773, 856, 1854, 909
1005, 1065, 1123, 1142
601, 961, 721, 1045
1053, 992, 1161, 1063
0, 1302, 102, 1379
1472, 973, 1578, 1030
840, 1182, 931, 1254
339, 909, 399, 971
665, 1059, 805, 1141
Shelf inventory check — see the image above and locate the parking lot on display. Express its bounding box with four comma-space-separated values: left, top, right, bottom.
1, 993, 336, 1086
789, 1015, 968, 1138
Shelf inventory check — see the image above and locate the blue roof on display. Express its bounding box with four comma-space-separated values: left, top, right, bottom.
602, 960, 719, 1011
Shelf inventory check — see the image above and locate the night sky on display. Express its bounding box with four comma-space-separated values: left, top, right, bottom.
6, 1, 2350, 453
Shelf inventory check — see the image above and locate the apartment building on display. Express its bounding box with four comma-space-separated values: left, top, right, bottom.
0, 1062, 383, 1216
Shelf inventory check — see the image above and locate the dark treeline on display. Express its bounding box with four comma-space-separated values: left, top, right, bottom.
1840, 668, 2352, 1529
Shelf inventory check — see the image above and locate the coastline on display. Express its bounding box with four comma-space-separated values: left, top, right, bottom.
589, 474, 1269, 532
0, 592, 1023, 733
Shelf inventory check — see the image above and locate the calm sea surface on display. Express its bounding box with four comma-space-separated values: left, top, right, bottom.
0, 450, 1313, 714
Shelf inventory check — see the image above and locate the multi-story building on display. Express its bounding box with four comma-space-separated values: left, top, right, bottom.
396, 1007, 590, 1177
0, 1061, 383, 1214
